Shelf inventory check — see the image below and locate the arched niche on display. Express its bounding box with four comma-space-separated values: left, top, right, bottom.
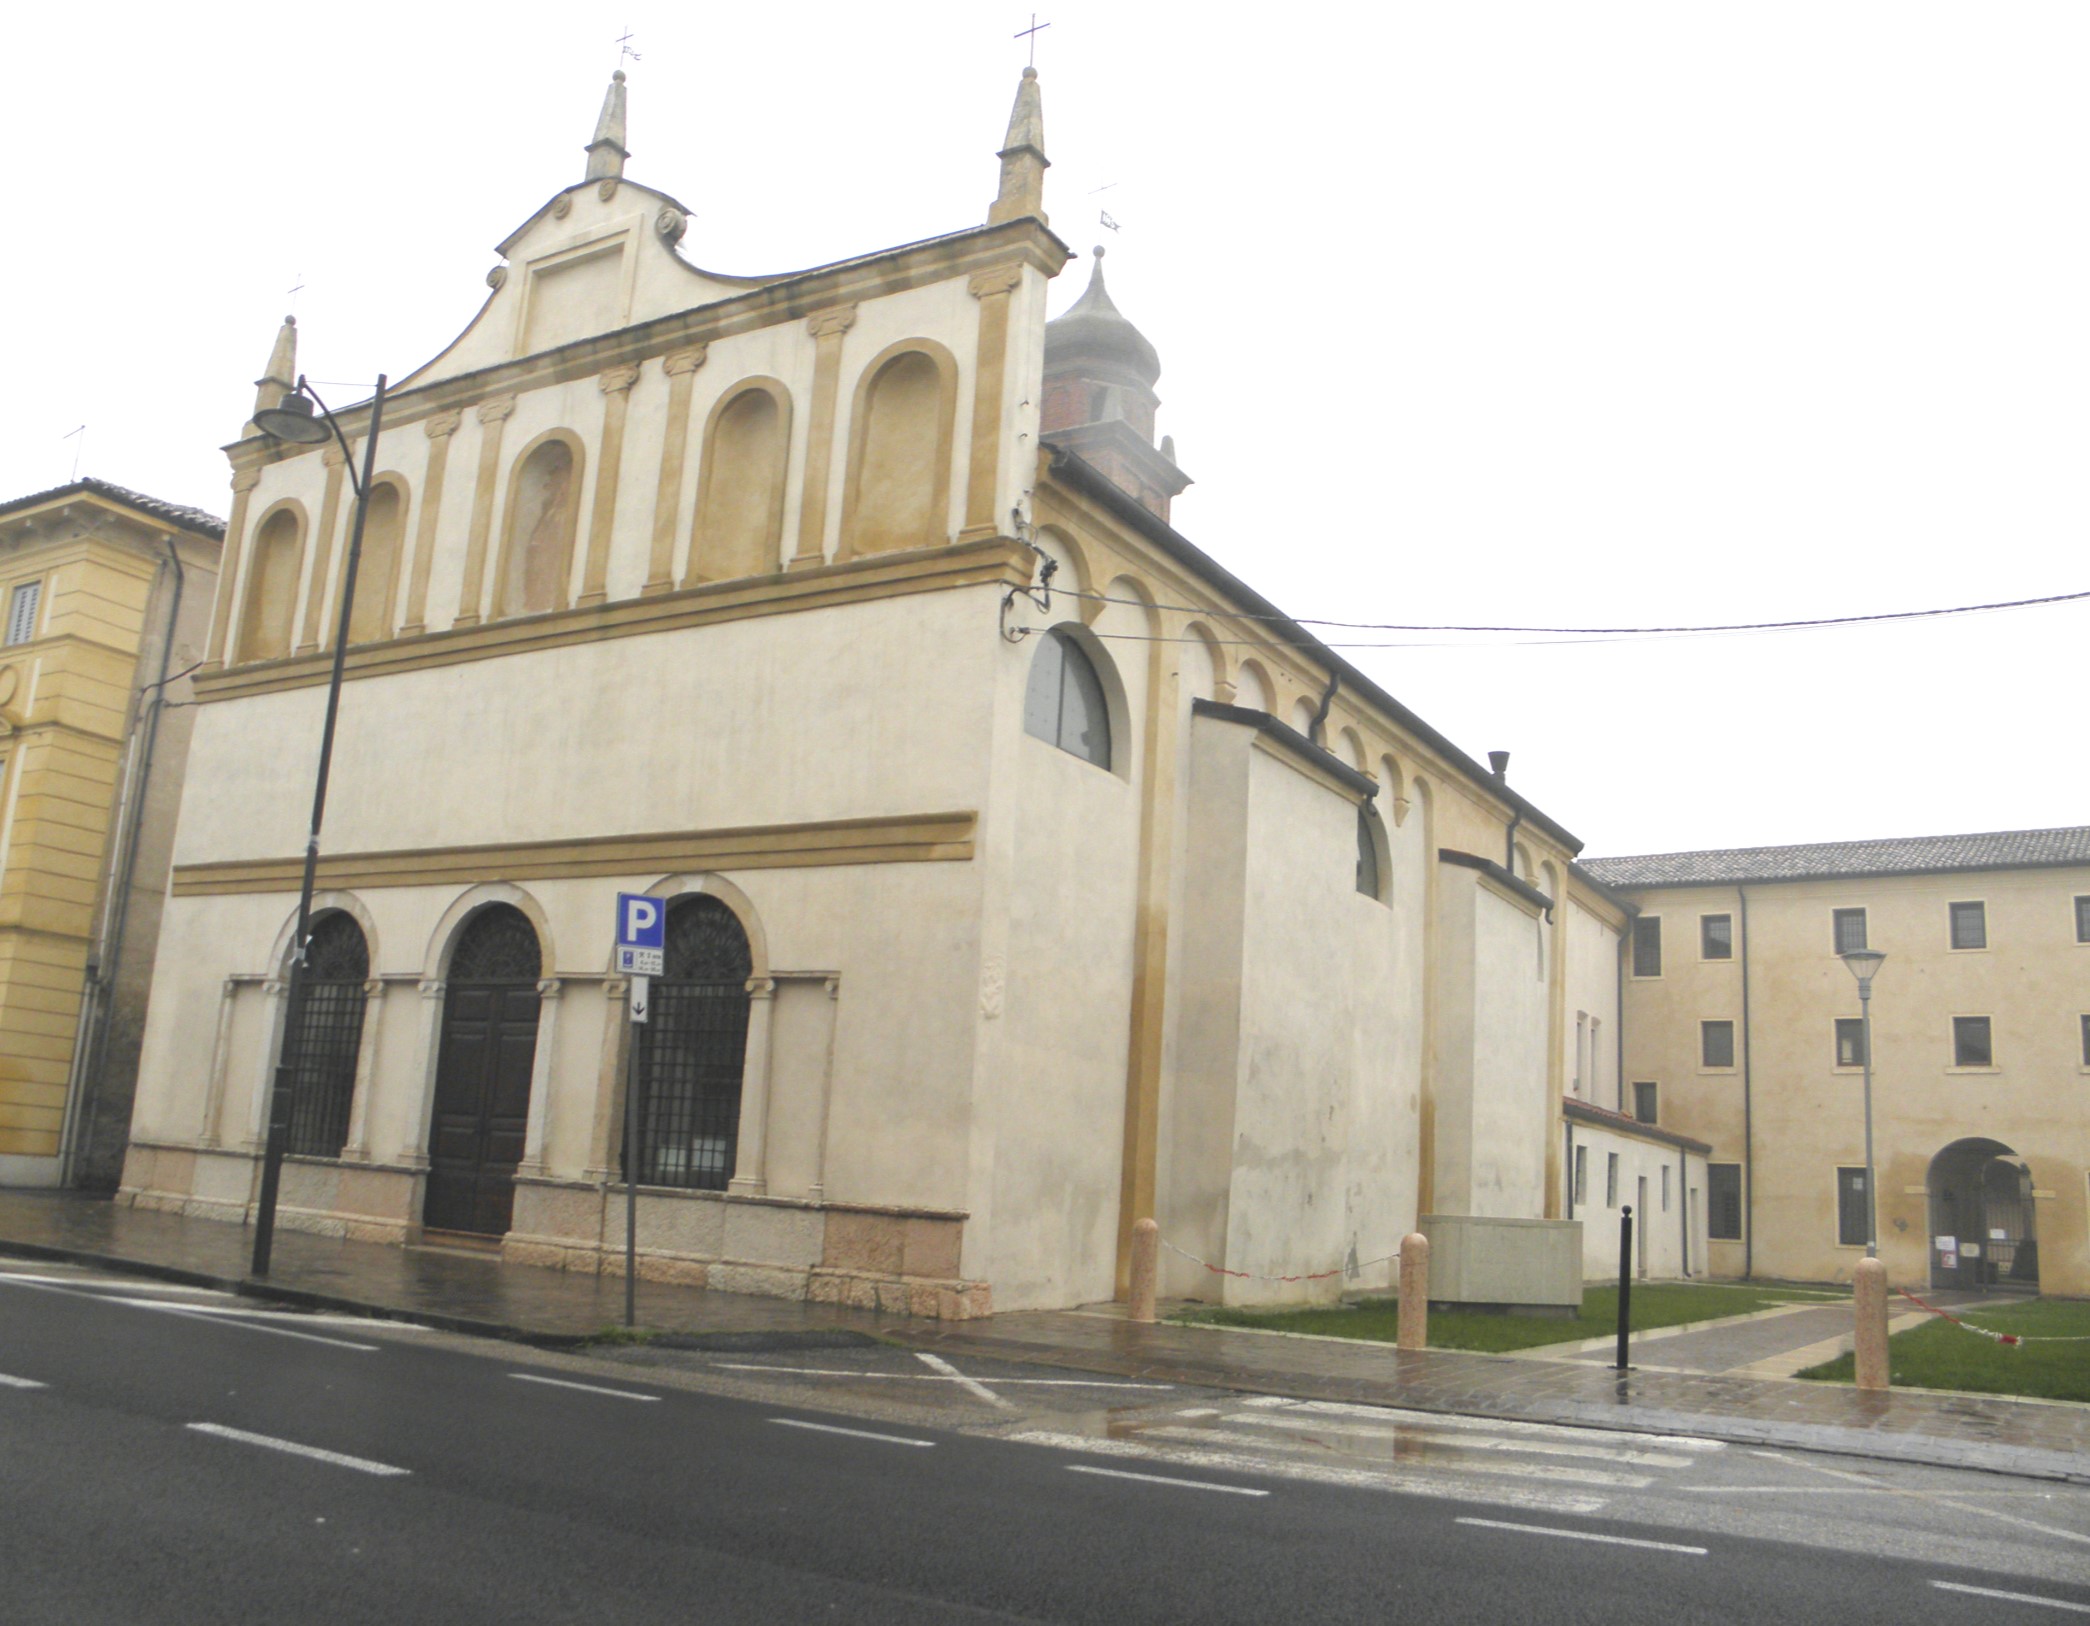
839, 340, 957, 559
630, 872, 771, 980
1233, 658, 1274, 715
494, 431, 584, 618
1290, 697, 1320, 738
267, 889, 381, 977
236, 499, 307, 663
422, 882, 557, 983
1337, 726, 1367, 772
345, 475, 409, 644
688, 379, 792, 584
1179, 619, 1223, 705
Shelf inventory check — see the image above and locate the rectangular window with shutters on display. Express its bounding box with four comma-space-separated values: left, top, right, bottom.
1631, 917, 1662, 978
1836, 1167, 1870, 1247
1953, 1016, 1993, 1068
1835, 1018, 1867, 1068
1632, 1081, 1658, 1123
1606, 1152, 1619, 1208
5, 581, 41, 646
1701, 1020, 1736, 1069
1950, 900, 1987, 950
1832, 908, 1867, 955
1708, 1164, 1742, 1240
1700, 914, 1732, 960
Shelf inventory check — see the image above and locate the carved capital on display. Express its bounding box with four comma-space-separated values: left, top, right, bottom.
424, 409, 464, 441
230, 467, 263, 494
476, 395, 517, 426
662, 345, 709, 377
745, 977, 777, 1000
321, 444, 347, 470
222, 977, 241, 998
262, 979, 287, 999
537, 977, 564, 1000
362, 978, 383, 997
807, 305, 858, 341
418, 979, 445, 1000
604, 976, 629, 1000
824, 976, 841, 1000
598, 364, 641, 396
968, 265, 1023, 300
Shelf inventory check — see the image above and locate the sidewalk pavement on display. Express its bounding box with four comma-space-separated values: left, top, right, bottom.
2, 1191, 2082, 1484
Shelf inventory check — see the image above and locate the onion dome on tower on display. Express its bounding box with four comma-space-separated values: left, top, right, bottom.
1041, 248, 1190, 522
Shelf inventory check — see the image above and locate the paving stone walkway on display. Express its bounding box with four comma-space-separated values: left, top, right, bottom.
1, 1190, 2081, 1482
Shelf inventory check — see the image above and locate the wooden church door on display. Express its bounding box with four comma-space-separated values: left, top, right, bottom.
425, 905, 542, 1237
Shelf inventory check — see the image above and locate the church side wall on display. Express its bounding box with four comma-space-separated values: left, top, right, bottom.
1465, 881, 1551, 1218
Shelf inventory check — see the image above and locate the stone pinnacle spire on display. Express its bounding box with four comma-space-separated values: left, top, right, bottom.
247, 314, 298, 434
585, 69, 629, 181
988, 67, 1049, 226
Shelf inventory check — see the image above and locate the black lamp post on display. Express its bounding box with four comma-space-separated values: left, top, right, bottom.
249, 371, 388, 1276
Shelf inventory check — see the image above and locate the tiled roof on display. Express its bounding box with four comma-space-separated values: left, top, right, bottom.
0, 477, 225, 538
1581, 826, 2090, 888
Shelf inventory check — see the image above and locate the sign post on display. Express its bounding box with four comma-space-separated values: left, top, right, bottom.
614, 894, 665, 1328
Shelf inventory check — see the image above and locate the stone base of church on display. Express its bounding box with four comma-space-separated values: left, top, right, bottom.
114, 1144, 991, 1321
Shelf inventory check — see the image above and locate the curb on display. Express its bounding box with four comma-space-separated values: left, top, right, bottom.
0, 1237, 881, 1355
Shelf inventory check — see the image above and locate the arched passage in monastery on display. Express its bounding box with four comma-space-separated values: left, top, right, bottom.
1927, 1138, 2038, 1292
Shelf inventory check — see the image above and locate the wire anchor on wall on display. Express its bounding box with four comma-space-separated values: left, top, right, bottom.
1001, 555, 1058, 642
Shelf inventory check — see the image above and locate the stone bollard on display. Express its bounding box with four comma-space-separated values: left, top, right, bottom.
1397, 1232, 1430, 1351
1129, 1217, 1160, 1324
1854, 1256, 1890, 1391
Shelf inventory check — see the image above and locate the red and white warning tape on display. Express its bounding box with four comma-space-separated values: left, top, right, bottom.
1895, 1286, 2090, 1344
1161, 1238, 1401, 1285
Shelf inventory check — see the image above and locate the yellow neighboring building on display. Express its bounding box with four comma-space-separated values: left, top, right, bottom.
1585, 829, 2090, 1298
0, 480, 222, 1189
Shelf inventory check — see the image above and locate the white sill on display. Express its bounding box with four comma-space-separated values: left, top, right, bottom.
1943, 1066, 2001, 1075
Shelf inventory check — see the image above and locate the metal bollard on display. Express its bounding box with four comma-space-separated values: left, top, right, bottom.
1397, 1232, 1430, 1351
1853, 1256, 1890, 1391
1129, 1217, 1160, 1324
1614, 1206, 1634, 1371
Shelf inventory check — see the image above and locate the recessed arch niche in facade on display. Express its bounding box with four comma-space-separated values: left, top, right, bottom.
345, 475, 409, 644
1180, 619, 1224, 704
1023, 622, 1122, 774
1356, 802, 1390, 903
688, 378, 791, 585
839, 339, 958, 560
236, 500, 307, 663
631, 893, 756, 1192
1233, 658, 1274, 715
279, 907, 371, 1159
494, 430, 584, 618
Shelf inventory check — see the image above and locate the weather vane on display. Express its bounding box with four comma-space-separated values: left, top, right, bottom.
616, 26, 642, 68
1015, 13, 1050, 68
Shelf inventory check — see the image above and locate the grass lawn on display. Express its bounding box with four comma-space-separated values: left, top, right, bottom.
1798, 1298, 2090, 1402
1176, 1279, 1843, 1353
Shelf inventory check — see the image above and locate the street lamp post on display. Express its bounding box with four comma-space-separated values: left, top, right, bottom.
1840, 948, 1887, 1258
249, 372, 388, 1277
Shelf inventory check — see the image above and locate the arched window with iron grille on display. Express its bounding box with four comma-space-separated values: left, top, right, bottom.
630, 895, 754, 1191
285, 911, 370, 1158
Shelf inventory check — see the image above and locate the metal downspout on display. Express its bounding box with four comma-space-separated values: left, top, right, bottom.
59, 535, 184, 1184
1739, 883, 1754, 1280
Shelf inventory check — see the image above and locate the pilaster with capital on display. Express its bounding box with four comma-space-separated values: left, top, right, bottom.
204, 465, 265, 668
726, 978, 778, 1196
197, 977, 241, 1148
790, 306, 858, 569
296, 443, 350, 654
960, 265, 1025, 543
577, 366, 642, 608
517, 978, 564, 1174
452, 396, 516, 628
401, 978, 447, 1168
401, 409, 463, 635
585, 976, 631, 1182
644, 347, 708, 595
338, 978, 386, 1162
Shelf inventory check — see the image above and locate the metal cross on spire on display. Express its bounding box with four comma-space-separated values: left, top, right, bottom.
615, 26, 642, 68
287, 272, 306, 317
1015, 13, 1050, 68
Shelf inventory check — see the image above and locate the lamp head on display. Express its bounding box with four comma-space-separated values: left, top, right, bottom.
1841, 947, 1886, 990
253, 389, 329, 445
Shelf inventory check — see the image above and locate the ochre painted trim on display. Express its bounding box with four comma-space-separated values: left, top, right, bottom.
195, 536, 1033, 701
170, 810, 977, 897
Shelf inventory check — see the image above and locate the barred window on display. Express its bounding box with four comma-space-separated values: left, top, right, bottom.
1837, 1166, 1870, 1247
1631, 917, 1662, 978
1632, 1081, 1658, 1124
1700, 914, 1732, 960
1953, 1015, 1993, 1068
630, 896, 754, 1191
1707, 1164, 1742, 1240
1832, 908, 1867, 955
285, 911, 370, 1159
1835, 1018, 1867, 1068
1950, 901, 1987, 951
1701, 1019, 1736, 1069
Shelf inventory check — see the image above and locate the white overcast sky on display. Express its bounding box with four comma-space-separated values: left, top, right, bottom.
5, 3, 2082, 857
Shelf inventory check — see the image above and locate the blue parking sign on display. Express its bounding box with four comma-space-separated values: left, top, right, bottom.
615, 892, 665, 976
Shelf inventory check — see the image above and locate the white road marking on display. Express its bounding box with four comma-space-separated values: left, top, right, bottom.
1932, 1581, 2090, 1615
110, 1298, 410, 1330
711, 1361, 1170, 1389
1755, 1446, 2090, 1545
0, 1273, 234, 1299
0, 1275, 378, 1350
1225, 1411, 1697, 1469
509, 1373, 660, 1402
914, 1351, 1013, 1409
769, 1417, 935, 1448
186, 1422, 410, 1477
1682, 1486, 2068, 1498
1455, 1517, 1707, 1555
1239, 1395, 1725, 1452
0, 1372, 49, 1389
1004, 1430, 1607, 1515
146, 1306, 379, 1351
1138, 1426, 1655, 1488
1067, 1464, 1268, 1497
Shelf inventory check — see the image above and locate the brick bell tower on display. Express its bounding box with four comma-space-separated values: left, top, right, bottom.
1040, 247, 1191, 522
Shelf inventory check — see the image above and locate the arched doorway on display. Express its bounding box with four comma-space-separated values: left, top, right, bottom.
425, 904, 542, 1237
630, 896, 753, 1191
1928, 1138, 2038, 1292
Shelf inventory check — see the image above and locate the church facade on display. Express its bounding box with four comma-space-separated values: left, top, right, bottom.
120, 70, 1673, 1314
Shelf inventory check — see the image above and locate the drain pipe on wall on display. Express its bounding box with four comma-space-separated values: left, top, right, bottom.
1739, 883, 1754, 1281
1489, 751, 1520, 870
57, 534, 185, 1184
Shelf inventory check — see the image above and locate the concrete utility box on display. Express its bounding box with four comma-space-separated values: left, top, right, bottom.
1419, 1215, 1582, 1313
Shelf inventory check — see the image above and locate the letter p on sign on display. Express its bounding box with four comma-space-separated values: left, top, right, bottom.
614, 892, 665, 976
